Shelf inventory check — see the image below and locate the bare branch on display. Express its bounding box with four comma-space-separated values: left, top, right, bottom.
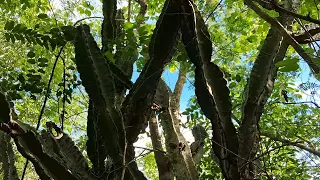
245, 0, 320, 76
149, 114, 174, 180
261, 132, 320, 157
254, 0, 320, 25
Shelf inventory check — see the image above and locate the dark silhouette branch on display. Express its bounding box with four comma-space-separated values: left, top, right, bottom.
269, 101, 320, 108
254, 0, 320, 25
245, 0, 320, 76
148, 114, 174, 180
261, 132, 320, 157
21, 45, 66, 180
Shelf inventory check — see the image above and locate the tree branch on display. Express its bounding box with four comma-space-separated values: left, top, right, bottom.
254, 0, 320, 25
269, 101, 320, 108
149, 114, 174, 180
245, 0, 320, 76
293, 23, 320, 44
172, 66, 187, 111
261, 132, 320, 157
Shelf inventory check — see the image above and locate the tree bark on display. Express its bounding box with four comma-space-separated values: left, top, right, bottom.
149, 114, 174, 180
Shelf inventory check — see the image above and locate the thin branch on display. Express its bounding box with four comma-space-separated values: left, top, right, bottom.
210, 138, 273, 180
261, 132, 320, 157
73, 16, 103, 26
273, 2, 320, 25
21, 45, 66, 180
269, 101, 320, 108
36, 46, 65, 130
172, 66, 187, 110
133, 145, 167, 154
128, 0, 132, 22
61, 57, 66, 130
295, 19, 320, 49
255, 0, 320, 25
204, 0, 223, 23
20, 160, 29, 180
244, 0, 320, 75
245, 144, 291, 167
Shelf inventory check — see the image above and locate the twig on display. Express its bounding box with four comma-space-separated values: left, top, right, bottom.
273, 3, 320, 25
295, 18, 320, 49
128, 0, 132, 22
204, 0, 223, 23
211, 138, 273, 180
269, 101, 320, 108
21, 46, 65, 180
73, 16, 104, 26
36, 46, 65, 130
261, 132, 320, 157
244, 0, 320, 75
134, 145, 167, 154
61, 56, 66, 130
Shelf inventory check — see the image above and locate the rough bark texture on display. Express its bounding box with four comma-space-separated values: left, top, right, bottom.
155, 79, 198, 180
238, 0, 300, 178
0, 132, 19, 180
149, 114, 174, 180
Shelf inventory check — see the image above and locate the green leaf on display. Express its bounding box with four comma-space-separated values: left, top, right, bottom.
67, 66, 75, 70
4, 21, 14, 30
37, 13, 48, 19
38, 62, 48, 67
27, 59, 36, 64
312, 58, 320, 65
4, 33, 10, 41
27, 51, 36, 58
28, 69, 36, 73
38, 69, 45, 74
235, 74, 241, 82
105, 51, 115, 63
12, 24, 21, 32
9, 34, 15, 43
279, 63, 299, 72
275, 58, 299, 67
38, 58, 48, 63
123, 22, 134, 30
84, 10, 91, 16
169, 63, 176, 73
77, 7, 85, 14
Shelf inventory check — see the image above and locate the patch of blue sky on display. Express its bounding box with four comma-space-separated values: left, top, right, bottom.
131, 63, 194, 112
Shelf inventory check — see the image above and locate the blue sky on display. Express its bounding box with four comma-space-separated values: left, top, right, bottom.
131, 63, 194, 111
130, 60, 319, 113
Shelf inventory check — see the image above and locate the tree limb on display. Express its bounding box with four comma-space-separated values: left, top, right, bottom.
245, 0, 320, 76
149, 113, 174, 180
254, 0, 320, 25
261, 132, 320, 157
293, 23, 320, 44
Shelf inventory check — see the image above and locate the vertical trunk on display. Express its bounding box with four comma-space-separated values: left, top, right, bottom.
238, 0, 300, 178
154, 66, 198, 180
149, 114, 174, 180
